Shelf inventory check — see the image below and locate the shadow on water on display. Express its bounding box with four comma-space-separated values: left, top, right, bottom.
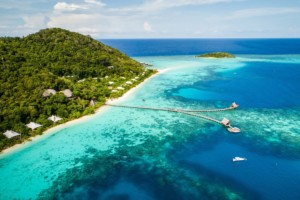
177, 161, 261, 200
53, 161, 207, 200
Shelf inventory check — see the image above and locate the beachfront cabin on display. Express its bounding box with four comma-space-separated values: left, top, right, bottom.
231, 102, 239, 109
117, 87, 125, 90
62, 89, 72, 98
112, 90, 118, 93
26, 122, 42, 130
48, 115, 62, 123
126, 81, 133, 85
221, 118, 230, 127
43, 89, 57, 97
3, 130, 20, 139
108, 81, 114, 85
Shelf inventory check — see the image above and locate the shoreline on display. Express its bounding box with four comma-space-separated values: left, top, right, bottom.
0, 70, 165, 157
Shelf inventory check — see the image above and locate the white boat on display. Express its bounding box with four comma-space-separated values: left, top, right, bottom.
232, 157, 247, 162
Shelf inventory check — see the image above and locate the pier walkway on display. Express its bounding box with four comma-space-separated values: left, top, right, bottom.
105, 102, 240, 133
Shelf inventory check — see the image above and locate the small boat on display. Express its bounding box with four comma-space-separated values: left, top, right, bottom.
233, 157, 247, 162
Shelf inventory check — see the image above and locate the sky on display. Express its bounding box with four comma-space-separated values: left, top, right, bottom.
1, 0, 300, 38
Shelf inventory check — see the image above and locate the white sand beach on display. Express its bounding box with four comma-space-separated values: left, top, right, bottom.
0, 70, 166, 156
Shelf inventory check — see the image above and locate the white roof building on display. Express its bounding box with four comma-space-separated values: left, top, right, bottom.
48, 115, 62, 122
43, 89, 57, 97
221, 118, 230, 127
26, 122, 42, 130
62, 89, 72, 98
3, 130, 20, 139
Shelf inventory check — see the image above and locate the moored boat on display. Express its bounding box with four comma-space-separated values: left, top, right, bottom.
233, 157, 247, 162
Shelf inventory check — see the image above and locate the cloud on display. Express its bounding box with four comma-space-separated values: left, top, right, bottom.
84, 0, 105, 6
225, 7, 300, 20
113, 0, 243, 13
48, 13, 97, 27
143, 21, 152, 32
54, 2, 88, 11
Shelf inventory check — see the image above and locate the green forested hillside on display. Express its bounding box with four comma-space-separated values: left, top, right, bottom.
0, 28, 155, 151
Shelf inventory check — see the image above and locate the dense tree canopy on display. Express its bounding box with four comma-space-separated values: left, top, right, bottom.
196, 52, 235, 58
0, 28, 155, 151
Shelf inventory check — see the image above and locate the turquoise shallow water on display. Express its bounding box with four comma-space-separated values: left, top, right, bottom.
0, 55, 300, 199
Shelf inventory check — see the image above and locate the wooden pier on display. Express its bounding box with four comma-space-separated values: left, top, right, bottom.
105, 102, 240, 133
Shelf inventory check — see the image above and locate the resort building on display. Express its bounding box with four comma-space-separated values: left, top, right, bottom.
42, 89, 57, 97
62, 89, 72, 98
221, 118, 230, 127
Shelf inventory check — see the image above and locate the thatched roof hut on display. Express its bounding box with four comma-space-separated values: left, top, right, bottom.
43, 89, 57, 97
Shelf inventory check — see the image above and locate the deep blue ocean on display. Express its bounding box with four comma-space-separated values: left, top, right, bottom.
100, 39, 300, 56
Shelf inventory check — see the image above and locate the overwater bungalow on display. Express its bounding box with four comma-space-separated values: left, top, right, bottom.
227, 127, 241, 133
231, 102, 239, 109
221, 118, 230, 127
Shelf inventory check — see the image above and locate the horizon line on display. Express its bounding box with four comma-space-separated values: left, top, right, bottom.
98, 37, 300, 40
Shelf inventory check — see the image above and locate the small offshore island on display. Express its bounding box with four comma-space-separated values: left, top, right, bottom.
0, 28, 156, 152
196, 52, 235, 58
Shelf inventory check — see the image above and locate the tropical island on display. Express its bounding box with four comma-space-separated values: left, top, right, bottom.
0, 28, 156, 152
196, 52, 235, 58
